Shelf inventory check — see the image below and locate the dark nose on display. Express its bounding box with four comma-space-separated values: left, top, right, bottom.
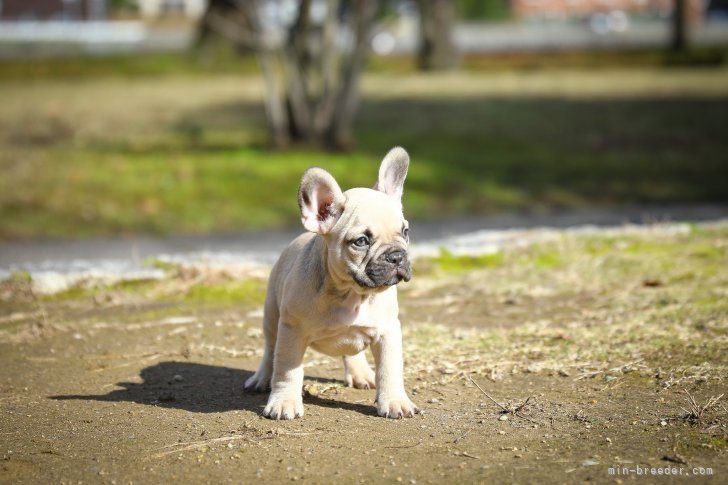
385, 250, 405, 266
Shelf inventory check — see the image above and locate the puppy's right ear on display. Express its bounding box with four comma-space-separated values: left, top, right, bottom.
298, 167, 346, 234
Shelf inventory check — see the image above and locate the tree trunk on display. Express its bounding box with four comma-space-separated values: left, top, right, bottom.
417, 0, 457, 71
671, 0, 688, 52
325, 0, 378, 149
200, 0, 379, 150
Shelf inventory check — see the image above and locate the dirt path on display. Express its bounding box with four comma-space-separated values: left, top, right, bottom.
1, 223, 726, 483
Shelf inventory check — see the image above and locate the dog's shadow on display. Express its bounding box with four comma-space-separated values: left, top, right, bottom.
51, 361, 377, 417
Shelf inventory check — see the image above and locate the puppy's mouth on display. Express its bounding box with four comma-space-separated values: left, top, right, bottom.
354, 261, 412, 289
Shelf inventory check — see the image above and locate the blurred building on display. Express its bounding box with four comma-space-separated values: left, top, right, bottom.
136, 0, 207, 20
0, 0, 108, 21
511, 0, 705, 26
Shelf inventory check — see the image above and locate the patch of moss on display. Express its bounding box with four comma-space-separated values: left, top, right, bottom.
143, 258, 178, 272
709, 436, 728, 450
419, 249, 505, 274
8, 272, 32, 283
477, 334, 508, 351
533, 251, 563, 269
45, 278, 158, 302
183, 279, 267, 306
688, 244, 725, 260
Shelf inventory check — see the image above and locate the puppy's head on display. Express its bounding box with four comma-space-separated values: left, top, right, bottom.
298, 147, 411, 293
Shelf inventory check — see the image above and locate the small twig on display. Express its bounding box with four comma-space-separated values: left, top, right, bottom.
469, 375, 540, 425
514, 396, 532, 413
514, 411, 540, 425
468, 375, 509, 413
461, 451, 480, 459
682, 389, 724, 421
453, 427, 473, 444
662, 454, 688, 465
270, 429, 322, 436
385, 440, 422, 449
575, 358, 644, 381
154, 435, 254, 458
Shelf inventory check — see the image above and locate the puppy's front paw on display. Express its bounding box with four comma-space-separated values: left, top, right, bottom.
377, 396, 419, 419
244, 371, 271, 392
263, 398, 304, 420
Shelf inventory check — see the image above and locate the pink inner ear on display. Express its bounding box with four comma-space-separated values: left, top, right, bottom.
317, 193, 334, 221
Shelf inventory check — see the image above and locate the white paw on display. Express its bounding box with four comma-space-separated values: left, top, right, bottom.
263, 398, 304, 420
377, 396, 419, 419
244, 371, 271, 392
345, 367, 376, 390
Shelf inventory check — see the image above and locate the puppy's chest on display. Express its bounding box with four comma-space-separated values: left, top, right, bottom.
308, 304, 379, 357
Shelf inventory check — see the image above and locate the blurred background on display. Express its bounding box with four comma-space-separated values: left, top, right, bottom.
1, 0, 727, 241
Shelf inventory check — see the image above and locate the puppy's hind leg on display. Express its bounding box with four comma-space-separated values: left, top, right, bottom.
244, 296, 278, 392
343, 352, 376, 389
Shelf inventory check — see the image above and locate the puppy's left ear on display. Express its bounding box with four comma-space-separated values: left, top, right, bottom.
298, 167, 346, 234
374, 146, 409, 203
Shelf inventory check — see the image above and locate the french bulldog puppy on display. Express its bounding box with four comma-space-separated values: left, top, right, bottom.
245, 147, 419, 420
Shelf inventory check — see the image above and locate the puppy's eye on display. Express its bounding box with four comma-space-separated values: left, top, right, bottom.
402, 227, 409, 239
352, 236, 370, 248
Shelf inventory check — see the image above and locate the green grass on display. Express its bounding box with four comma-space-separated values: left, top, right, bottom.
1, 61, 727, 239
0, 46, 258, 80
401, 223, 728, 381
184, 279, 267, 306
417, 249, 505, 274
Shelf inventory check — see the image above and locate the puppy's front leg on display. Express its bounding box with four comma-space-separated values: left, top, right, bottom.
371, 320, 419, 419
264, 322, 307, 420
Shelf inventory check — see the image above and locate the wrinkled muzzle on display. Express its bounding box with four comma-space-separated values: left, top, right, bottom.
356, 249, 411, 289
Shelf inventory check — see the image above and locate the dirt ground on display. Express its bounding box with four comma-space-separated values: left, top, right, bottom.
1, 225, 727, 483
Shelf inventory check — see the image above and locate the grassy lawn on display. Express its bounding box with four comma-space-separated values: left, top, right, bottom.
1, 57, 727, 239
1, 223, 725, 482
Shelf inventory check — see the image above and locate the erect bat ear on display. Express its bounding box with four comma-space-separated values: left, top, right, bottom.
374, 146, 409, 204
298, 167, 345, 234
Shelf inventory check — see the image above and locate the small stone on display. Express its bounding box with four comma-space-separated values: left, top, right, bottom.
173, 374, 184, 382
606, 438, 612, 443
427, 398, 439, 404
498, 414, 508, 421
498, 430, 505, 435
304, 384, 320, 397
660, 420, 667, 426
